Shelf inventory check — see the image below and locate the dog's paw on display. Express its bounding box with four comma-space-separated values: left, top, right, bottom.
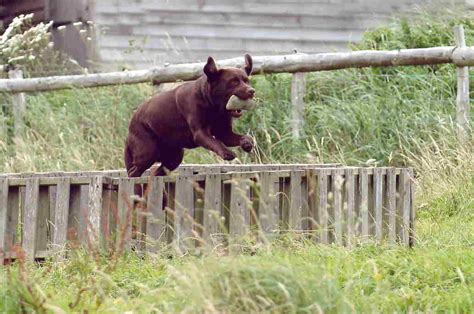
220, 149, 236, 161
240, 136, 254, 153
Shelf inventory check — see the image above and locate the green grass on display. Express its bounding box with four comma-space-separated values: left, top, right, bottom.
1, 9, 474, 313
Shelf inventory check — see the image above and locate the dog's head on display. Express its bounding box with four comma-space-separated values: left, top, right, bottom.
203, 54, 255, 118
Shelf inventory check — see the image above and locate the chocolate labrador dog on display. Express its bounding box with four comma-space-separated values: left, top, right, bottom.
124, 54, 255, 179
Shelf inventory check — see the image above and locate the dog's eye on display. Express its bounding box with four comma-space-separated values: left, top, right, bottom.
243, 77, 249, 83
229, 78, 240, 86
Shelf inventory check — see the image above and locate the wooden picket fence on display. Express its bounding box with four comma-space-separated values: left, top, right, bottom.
0, 164, 415, 261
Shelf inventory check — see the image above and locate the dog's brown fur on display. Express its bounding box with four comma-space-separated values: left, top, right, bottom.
124, 54, 255, 179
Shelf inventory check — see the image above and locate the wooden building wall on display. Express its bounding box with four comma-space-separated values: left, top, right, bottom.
0, 0, 92, 68
0, 0, 469, 71
92, 0, 466, 70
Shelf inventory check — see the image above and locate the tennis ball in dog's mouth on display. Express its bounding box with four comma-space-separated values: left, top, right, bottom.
226, 95, 257, 111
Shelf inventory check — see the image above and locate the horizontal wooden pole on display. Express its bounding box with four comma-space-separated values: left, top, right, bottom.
1, 46, 473, 93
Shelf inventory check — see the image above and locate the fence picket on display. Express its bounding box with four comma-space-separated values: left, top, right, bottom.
117, 178, 134, 249
23, 178, 40, 260
387, 168, 397, 244
259, 172, 278, 237
88, 176, 103, 243
332, 170, 343, 245
409, 168, 416, 247
174, 174, 195, 251
0, 177, 8, 263
374, 168, 383, 243
146, 177, 165, 252
35, 186, 51, 252
289, 171, 303, 231
53, 177, 70, 250
229, 174, 251, 236
344, 169, 355, 247
401, 169, 411, 246
317, 169, 329, 244
359, 168, 369, 239
203, 174, 223, 246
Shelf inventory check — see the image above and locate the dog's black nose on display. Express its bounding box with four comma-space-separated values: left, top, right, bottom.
248, 88, 255, 97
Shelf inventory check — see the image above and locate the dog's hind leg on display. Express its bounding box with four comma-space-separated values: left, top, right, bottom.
149, 147, 185, 210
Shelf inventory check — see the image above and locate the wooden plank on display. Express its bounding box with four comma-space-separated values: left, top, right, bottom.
52, 177, 70, 250
174, 174, 195, 251
2, 46, 473, 93
146, 177, 165, 252
47, 0, 89, 23
165, 182, 176, 244
453, 25, 470, 143
409, 168, 416, 247
359, 168, 369, 239
331, 170, 343, 245
0, 164, 336, 179
134, 10, 384, 31
135, 180, 148, 251
6, 186, 20, 256
229, 174, 251, 236
8, 69, 26, 138
401, 169, 411, 246
291, 72, 306, 138
203, 173, 223, 246
317, 169, 329, 244
374, 168, 383, 243
344, 169, 355, 247
117, 178, 134, 250
35, 186, 50, 253
258, 172, 278, 237
87, 176, 103, 243
289, 171, 303, 231
23, 178, 40, 260
100, 182, 116, 250
387, 168, 397, 244
49, 185, 57, 227
0, 177, 8, 263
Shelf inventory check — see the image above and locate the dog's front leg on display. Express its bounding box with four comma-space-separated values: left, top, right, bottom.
218, 131, 254, 153
192, 128, 236, 160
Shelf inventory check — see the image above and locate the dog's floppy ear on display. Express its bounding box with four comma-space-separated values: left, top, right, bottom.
244, 54, 253, 76
204, 56, 219, 81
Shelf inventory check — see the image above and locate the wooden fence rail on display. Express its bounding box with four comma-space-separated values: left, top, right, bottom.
0, 46, 474, 93
0, 165, 415, 261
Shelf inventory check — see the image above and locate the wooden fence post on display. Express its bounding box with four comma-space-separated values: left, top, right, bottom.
453, 25, 471, 143
8, 69, 26, 138
291, 72, 306, 138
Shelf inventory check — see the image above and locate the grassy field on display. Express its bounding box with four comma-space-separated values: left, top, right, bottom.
1, 10, 473, 313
